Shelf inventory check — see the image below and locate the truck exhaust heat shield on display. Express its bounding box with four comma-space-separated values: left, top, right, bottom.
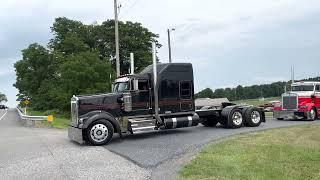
164, 114, 199, 129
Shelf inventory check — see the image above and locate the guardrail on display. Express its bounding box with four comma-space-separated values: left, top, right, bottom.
17, 108, 48, 126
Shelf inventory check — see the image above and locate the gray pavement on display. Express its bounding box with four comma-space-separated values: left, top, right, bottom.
0, 109, 319, 180
0, 109, 150, 180
105, 117, 320, 179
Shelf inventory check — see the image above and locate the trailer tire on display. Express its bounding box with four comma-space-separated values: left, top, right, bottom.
86, 119, 114, 146
221, 106, 243, 128
201, 116, 219, 127
244, 107, 262, 127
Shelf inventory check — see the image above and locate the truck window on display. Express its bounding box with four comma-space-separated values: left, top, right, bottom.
316, 85, 320, 92
138, 80, 149, 91
292, 85, 314, 92
114, 82, 129, 92
180, 81, 192, 99
160, 80, 178, 98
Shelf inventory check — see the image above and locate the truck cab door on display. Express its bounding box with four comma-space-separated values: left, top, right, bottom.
130, 79, 151, 115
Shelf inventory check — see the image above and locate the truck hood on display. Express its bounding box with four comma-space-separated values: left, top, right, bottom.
74, 93, 123, 117
283, 91, 314, 97
76, 92, 121, 100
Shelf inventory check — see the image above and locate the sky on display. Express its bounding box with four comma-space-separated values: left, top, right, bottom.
1, 0, 320, 107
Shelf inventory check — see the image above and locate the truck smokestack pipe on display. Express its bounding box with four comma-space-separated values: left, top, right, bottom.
130, 53, 134, 75
152, 42, 162, 125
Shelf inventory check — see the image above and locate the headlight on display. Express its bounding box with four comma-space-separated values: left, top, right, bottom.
79, 118, 87, 124
274, 103, 282, 107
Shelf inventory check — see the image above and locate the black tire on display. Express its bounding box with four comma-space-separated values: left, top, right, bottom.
243, 107, 262, 127
277, 118, 284, 120
201, 116, 219, 127
241, 107, 250, 126
86, 119, 114, 146
221, 107, 243, 129
307, 107, 317, 121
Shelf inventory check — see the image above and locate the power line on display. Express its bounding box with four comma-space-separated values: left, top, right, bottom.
119, 0, 141, 18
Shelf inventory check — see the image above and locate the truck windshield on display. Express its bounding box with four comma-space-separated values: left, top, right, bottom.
114, 82, 129, 92
292, 85, 314, 91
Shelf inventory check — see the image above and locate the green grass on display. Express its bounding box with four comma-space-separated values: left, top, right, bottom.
232, 97, 280, 107
26, 108, 70, 129
180, 124, 320, 180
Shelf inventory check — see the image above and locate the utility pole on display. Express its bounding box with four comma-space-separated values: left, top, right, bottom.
130, 53, 134, 75
114, 0, 120, 77
167, 28, 175, 63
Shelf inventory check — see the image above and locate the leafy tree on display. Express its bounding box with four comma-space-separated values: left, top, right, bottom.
49, 18, 161, 74
14, 43, 54, 103
14, 17, 160, 112
0, 92, 7, 104
195, 88, 214, 98
57, 52, 114, 109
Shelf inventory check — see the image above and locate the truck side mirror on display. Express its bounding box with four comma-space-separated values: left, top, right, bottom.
133, 79, 139, 91
111, 84, 115, 92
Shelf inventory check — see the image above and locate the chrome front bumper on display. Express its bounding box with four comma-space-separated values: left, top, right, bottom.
273, 110, 305, 119
68, 126, 85, 144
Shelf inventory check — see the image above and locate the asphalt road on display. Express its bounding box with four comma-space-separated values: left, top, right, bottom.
0, 109, 149, 180
0, 109, 319, 180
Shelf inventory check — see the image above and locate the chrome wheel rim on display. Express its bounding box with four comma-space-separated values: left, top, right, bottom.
251, 111, 261, 124
90, 124, 108, 143
232, 112, 243, 126
310, 109, 316, 119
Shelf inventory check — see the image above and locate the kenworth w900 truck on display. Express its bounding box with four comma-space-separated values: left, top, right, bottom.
68, 62, 266, 146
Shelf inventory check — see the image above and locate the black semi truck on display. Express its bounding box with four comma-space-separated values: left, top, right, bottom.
68, 62, 266, 146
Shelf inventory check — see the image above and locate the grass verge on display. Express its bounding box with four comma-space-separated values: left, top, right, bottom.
180, 124, 320, 180
26, 108, 70, 129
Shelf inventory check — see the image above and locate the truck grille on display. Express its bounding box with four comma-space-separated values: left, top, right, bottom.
282, 95, 297, 110
71, 99, 78, 126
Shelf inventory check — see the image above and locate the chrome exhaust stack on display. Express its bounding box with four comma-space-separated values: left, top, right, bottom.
152, 42, 162, 125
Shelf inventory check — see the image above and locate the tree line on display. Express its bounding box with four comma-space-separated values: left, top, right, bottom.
14, 17, 161, 111
196, 77, 320, 101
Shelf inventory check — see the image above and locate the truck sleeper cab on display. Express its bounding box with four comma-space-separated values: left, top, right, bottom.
274, 81, 320, 121
68, 63, 266, 146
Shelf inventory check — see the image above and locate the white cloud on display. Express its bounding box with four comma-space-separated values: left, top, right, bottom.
1, 0, 320, 104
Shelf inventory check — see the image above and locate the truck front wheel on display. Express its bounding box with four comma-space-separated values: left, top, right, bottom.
86, 120, 114, 146
307, 108, 317, 121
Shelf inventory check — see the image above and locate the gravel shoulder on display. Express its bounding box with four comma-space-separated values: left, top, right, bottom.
0, 109, 150, 180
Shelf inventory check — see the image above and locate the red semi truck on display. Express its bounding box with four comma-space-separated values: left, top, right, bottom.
273, 81, 320, 120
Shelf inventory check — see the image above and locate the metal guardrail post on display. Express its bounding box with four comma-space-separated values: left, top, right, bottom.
16, 108, 48, 126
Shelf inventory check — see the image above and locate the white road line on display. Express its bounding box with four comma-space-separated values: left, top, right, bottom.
0, 110, 8, 121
